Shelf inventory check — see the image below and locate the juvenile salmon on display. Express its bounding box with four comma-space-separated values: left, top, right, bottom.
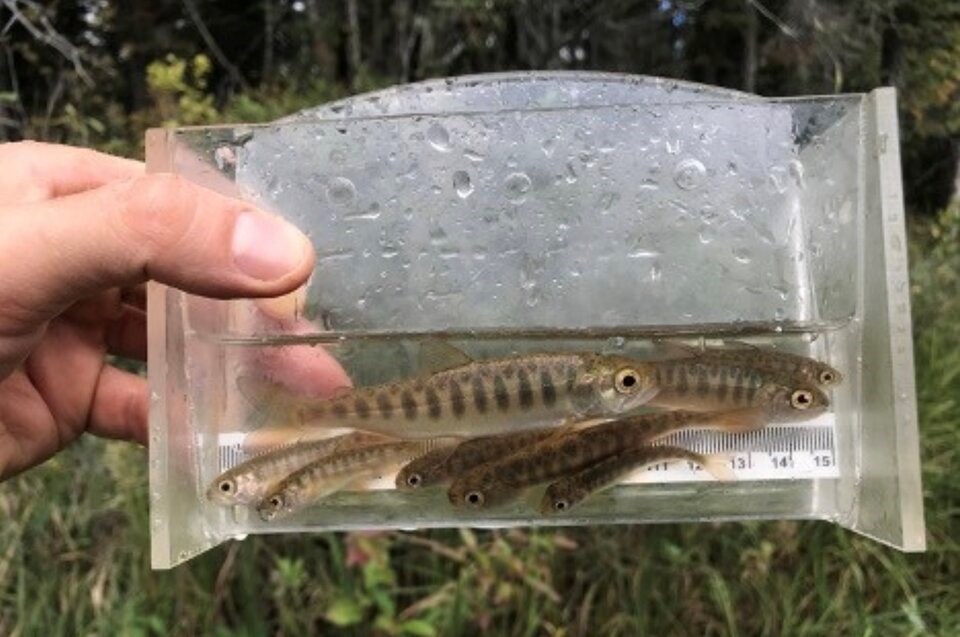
540, 444, 732, 514
206, 431, 389, 505
642, 359, 830, 420
395, 427, 583, 491
243, 346, 659, 444
257, 438, 454, 521
447, 410, 759, 509
657, 341, 843, 387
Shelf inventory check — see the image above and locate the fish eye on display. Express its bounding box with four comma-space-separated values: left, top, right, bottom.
465, 491, 485, 507
614, 368, 640, 394
818, 370, 836, 385
553, 499, 569, 512
790, 389, 814, 410
406, 473, 422, 488
218, 480, 235, 494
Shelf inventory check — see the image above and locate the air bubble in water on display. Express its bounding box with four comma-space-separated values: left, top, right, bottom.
674, 158, 706, 190
504, 172, 532, 203
453, 170, 474, 198
327, 177, 356, 205
427, 122, 451, 152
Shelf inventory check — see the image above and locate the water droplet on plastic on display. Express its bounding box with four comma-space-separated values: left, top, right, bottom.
674, 158, 706, 190
564, 160, 578, 184
453, 170, 474, 198
541, 136, 557, 157
504, 172, 532, 204
426, 122, 451, 152
698, 225, 715, 244
788, 160, 805, 188
733, 248, 752, 264
327, 177, 356, 205
429, 227, 447, 244
650, 262, 662, 282
598, 192, 620, 214
329, 148, 347, 164
768, 166, 788, 194
774, 308, 786, 321
464, 149, 485, 162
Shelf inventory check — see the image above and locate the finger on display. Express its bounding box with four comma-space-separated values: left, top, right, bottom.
104, 305, 147, 361
0, 173, 315, 330
88, 365, 148, 445
0, 141, 143, 203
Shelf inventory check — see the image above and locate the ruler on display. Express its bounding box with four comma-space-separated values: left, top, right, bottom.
215, 414, 839, 485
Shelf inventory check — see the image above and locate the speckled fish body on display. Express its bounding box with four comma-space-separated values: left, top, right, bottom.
395, 427, 570, 490
645, 359, 830, 421
541, 445, 725, 514
206, 432, 388, 505
257, 438, 455, 520
447, 410, 753, 508
252, 352, 659, 441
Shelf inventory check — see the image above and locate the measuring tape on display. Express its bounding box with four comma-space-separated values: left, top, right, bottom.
215, 413, 838, 485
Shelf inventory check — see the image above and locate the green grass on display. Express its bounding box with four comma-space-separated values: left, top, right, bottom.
1, 207, 959, 637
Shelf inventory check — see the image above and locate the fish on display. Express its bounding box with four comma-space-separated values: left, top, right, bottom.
540, 444, 734, 514
205, 432, 388, 506
447, 409, 762, 509
655, 341, 843, 387
642, 358, 830, 421
395, 423, 601, 491
257, 438, 455, 521
241, 341, 660, 446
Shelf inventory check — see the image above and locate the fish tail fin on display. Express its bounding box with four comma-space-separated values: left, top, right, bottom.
236, 374, 342, 453
701, 454, 736, 481
699, 408, 767, 433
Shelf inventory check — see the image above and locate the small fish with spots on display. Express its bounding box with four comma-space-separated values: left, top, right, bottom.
448, 409, 762, 509
242, 341, 660, 446
257, 438, 455, 521
541, 444, 734, 514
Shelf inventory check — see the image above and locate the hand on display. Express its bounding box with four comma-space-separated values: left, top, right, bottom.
0, 141, 323, 480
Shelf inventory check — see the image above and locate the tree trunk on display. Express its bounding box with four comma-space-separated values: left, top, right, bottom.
743, 0, 757, 93
262, 0, 276, 83
345, 0, 362, 87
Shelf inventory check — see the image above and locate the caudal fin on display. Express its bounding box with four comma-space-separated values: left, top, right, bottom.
700, 454, 736, 481
699, 408, 768, 433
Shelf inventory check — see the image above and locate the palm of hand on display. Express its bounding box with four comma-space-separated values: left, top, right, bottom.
0, 148, 147, 479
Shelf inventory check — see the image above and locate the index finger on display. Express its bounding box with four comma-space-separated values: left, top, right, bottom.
0, 141, 143, 203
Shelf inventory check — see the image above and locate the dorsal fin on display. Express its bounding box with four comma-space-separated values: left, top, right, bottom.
652, 341, 700, 359
418, 339, 474, 374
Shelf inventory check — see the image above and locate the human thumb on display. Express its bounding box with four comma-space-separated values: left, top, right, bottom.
0, 173, 315, 330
